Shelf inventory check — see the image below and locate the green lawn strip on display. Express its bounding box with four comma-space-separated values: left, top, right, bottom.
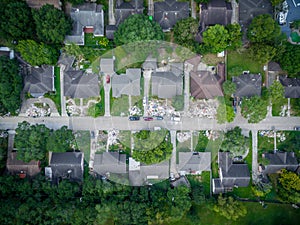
206, 135, 223, 178
74, 131, 90, 163
227, 50, 264, 80
201, 171, 211, 197
111, 95, 129, 116
257, 133, 274, 164
117, 130, 132, 156
272, 97, 287, 116
87, 88, 105, 117
45, 66, 61, 114
290, 98, 300, 116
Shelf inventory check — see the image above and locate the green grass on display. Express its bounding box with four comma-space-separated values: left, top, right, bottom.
257, 134, 274, 164
87, 88, 105, 117
201, 171, 211, 197
84, 33, 107, 47
290, 98, 300, 116
45, 66, 61, 115
111, 95, 129, 116
291, 32, 300, 43
272, 97, 287, 116
227, 50, 264, 80
74, 131, 90, 163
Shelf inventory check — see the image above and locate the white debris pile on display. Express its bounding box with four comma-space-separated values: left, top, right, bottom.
187, 99, 218, 118
26, 104, 50, 117
205, 130, 220, 141
107, 129, 119, 146
129, 106, 142, 116
66, 105, 80, 116
146, 100, 175, 117
177, 132, 191, 143
258, 130, 286, 142
280, 105, 288, 117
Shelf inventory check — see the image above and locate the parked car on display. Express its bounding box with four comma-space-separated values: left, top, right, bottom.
129, 116, 140, 121
106, 75, 110, 84
143, 117, 153, 121
294, 126, 300, 131
156, 116, 163, 120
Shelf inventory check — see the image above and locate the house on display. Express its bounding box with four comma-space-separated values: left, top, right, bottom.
25, 0, 61, 9
6, 132, 40, 178
232, 74, 262, 98
23, 65, 55, 98
261, 151, 299, 175
93, 152, 127, 177
154, 0, 189, 31
0, 47, 14, 59
190, 63, 225, 99
142, 56, 157, 71
279, 76, 300, 98
58, 54, 100, 99
100, 58, 115, 75
267, 61, 283, 87
177, 152, 211, 175
112, 68, 141, 97
45, 152, 84, 183
199, 0, 232, 35
129, 157, 169, 186
212, 152, 250, 194
65, 3, 104, 45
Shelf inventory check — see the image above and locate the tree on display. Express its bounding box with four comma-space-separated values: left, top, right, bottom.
172, 95, 184, 111
0, 132, 8, 172
221, 127, 249, 157
278, 169, 300, 203
0, 56, 22, 115
249, 43, 276, 64
226, 23, 242, 50
247, 14, 281, 44
17, 40, 58, 66
0, 1, 35, 41
46, 126, 75, 152
32, 4, 72, 44
213, 195, 247, 221
270, 0, 284, 6
268, 80, 285, 104
173, 18, 199, 50
202, 24, 229, 53
15, 121, 51, 162
241, 96, 268, 123
276, 43, 300, 77
63, 42, 84, 61
216, 104, 235, 124
67, 0, 85, 5
222, 80, 236, 97
114, 14, 164, 45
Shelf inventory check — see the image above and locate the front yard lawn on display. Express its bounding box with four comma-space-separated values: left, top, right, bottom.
87, 88, 105, 117
227, 50, 264, 80
111, 95, 129, 116
74, 131, 90, 163
272, 97, 287, 116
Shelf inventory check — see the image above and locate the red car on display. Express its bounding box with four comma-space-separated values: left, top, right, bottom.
106, 75, 110, 84
143, 117, 153, 121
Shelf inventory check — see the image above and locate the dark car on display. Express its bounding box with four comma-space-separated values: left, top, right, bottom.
156, 116, 163, 120
294, 126, 300, 131
129, 116, 140, 121
143, 117, 153, 121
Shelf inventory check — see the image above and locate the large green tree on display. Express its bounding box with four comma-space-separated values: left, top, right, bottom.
241, 96, 268, 123
276, 43, 300, 77
32, 4, 72, 44
278, 169, 300, 203
17, 40, 58, 66
0, 56, 22, 115
226, 23, 242, 50
114, 14, 164, 45
222, 80, 236, 97
221, 127, 249, 157
249, 43, 277, 64
247, 14, 281, 44
202, 24, 229, 53
173, 17, 199, 50
0, 1, 35, 41
268, 80, 285, 104
46, 126, 75, 152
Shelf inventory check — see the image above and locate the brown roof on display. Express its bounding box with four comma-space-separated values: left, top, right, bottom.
185, 55, 202, 72
6, 152, 40, 177
26, 0, 61, 9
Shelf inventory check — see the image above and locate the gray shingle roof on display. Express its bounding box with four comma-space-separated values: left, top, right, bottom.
23, 65, 54, 98
100, 58, 115, 75
115, 0, 144, 26
49, 152, 84, 183
142, 56, 157, 70
93, 152, 127, 175
232, 74, 262, 98
105, 25, 117, 40
218, 152, 250, 188
263, 152, 299, 175
154, 0, 189, 31
65, 3, 104, 44
152, 71, 183, 98
178, 152, 211, 174
112, 68, 141, 97
279, 76, 300, 98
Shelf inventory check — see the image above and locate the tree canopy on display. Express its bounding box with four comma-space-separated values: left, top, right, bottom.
114, 14, 164, 45
0, 1, 35, 41
0, 56, 22, 115
247, 14, 281, 44
32, 4, 72, 44
278, 169, 300, 203
268, 80, 285, 104
17, 40, 58, 66
249, 43, 277, 64
202, 24, 229, 53
241, 96, 268, 123
222, 80, 236, 97
221, 127, 249, 157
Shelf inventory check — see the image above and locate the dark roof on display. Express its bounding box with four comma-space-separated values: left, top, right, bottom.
6, 152, 40, 177
49, 152, 84, 183
93, 152, 127, 175
279, 76, 300, 98
268, 61, 282, 71
23, 65, 54, 97
115, 0, 144, 26
154, 0, 189, 31
65, 3, 104, 44
218, 152, 250, 187
263, 152, 299, 174
105, 25, 117, 40
232, 74, 262, 98
190, 69, 224, 99
200, 0, 232, 27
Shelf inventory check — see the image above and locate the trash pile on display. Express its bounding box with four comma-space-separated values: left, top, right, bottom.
146, 100, 175, 117
187, 99, 217, 118
26, 104, 50, 117
129, 106, 142, 116
177, 132, 191, 143
205, 130, 220, 141
107, 129, 119, 146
